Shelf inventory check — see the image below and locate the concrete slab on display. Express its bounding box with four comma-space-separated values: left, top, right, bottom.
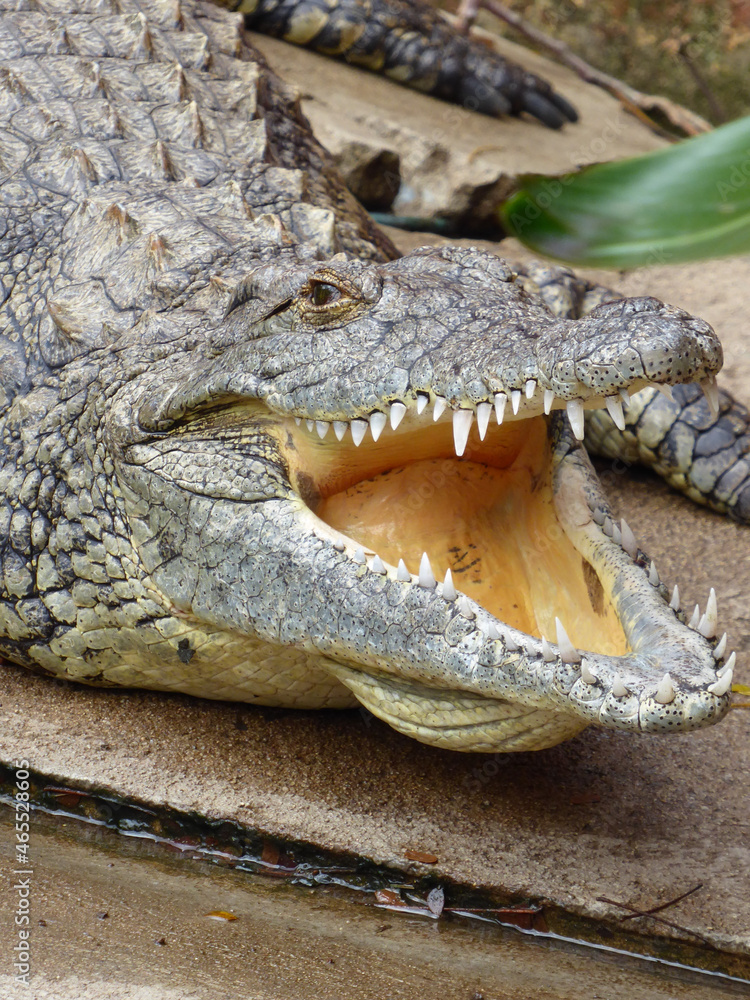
1, 14, 749, 980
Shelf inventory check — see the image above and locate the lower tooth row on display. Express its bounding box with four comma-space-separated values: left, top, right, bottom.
594, 505, 725, 645
348, 542, 732, 703
591, 507, 734, 692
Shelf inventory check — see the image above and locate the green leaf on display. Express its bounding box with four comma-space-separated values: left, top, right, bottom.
501, 115, 750, 268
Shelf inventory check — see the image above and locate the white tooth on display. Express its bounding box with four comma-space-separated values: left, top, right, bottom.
353, 547, 366, 565
605, 395, 626, 431
619, 388, 630, 405
505, 634, 519, 652
700, 375, 719, 415
541, 636, 555, 662
525, 379, 536, 399
611, 523, 622, 546
670, 585, 680, 611
602, 517, 613, 537
390, 401, 407, 430
333, 540, 345, 552
648, 561, 659, 586
418, 552, 436, 589
719, 650, 736, 677
442, 568, 457, 601
453, 409, 473, 456
611, 674, 629, 698
486, 622, 500, 640
620, 519, 637, 559
713, 632, 728, 660
316, 420, 330, 439
416, 392, 429, 415
294, 416, 302, 426
655, 672, 675, 704
306, 419, 315, 432
351, 419, 368, 446
708, 658, 733, 697
457, 595, 475, 619
689, 604, 700, 629
477, 401, 492, 440
566, 399, 585, 440
333, 420, 348, 441
698, 587, 718, 638
511, 389, 522, 415
543, 388, 555, 415
555, 617, 581, 664
593, 507, 606, 526
397, 558, 411, 583
370, 411, 387, 441
656, 383, 674, 401
494, 392, 507, 424
370, 554, 386, 574
433, 396, 447, 421
580, 661, 597, 685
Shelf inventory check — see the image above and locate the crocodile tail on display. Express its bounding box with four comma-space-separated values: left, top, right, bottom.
585, 383, 750, 524
229, 0, 577, 128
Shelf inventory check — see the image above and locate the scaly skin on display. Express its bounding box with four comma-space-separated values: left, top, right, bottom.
0, 0, 740, 751
223, 0, 578, 128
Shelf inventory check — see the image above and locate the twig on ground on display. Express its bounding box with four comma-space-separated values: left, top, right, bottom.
615, 882, 703, 922
677, 41, 726, 123
454, 0, 712, 136
596, 885, 712, 946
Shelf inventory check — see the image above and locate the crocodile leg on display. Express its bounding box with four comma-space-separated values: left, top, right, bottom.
226, 0, 578, 127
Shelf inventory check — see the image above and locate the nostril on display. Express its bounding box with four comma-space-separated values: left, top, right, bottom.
619, 296, 665, 316
586, 296, 664, 320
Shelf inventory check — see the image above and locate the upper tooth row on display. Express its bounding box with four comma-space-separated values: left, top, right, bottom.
297, 391, 595, 453
295, 376, 720, 455
348, 545, 735, 703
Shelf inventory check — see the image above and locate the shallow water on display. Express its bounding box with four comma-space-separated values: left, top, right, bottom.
1, 806, 747, 1000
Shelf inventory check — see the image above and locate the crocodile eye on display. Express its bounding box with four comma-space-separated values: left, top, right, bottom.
309, 282, 340, 307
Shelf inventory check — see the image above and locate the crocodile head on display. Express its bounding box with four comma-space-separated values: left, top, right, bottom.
110, 246, 733, 751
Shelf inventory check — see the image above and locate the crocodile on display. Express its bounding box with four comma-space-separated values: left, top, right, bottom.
0, 0, 746, 752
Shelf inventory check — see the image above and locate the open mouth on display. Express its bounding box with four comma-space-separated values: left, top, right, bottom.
288, 403, 630, 657
152, 369, 733, 745
264, 384, 734, 723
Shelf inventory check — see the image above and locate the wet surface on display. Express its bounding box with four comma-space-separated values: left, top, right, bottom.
1, 808, 747, 1000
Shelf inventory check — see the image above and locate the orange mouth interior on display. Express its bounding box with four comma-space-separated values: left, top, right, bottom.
286, 414, 629, 656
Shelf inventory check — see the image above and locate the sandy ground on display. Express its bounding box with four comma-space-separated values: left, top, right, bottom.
1, 17, 749, 991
